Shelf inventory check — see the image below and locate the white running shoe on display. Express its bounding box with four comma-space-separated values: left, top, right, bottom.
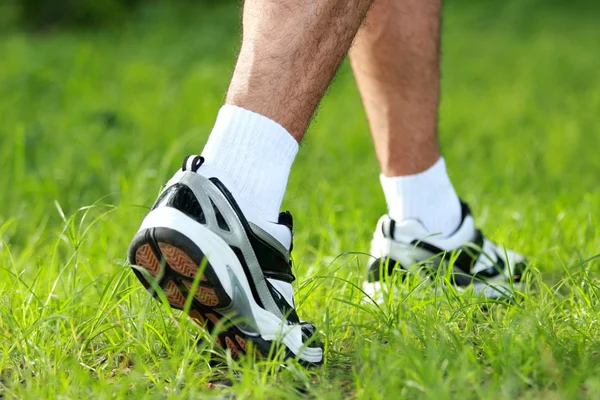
365, 201, 527, 300
128, 155, 323, 365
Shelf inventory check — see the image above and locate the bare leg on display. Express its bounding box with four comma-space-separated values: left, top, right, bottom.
133, 0, 375, 367
202, 0, 374, 223
351, 0, 461, 236
350, 0, 442, 176
227, 0, 374, 142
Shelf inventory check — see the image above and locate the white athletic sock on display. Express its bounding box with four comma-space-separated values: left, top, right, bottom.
199, 103, 298, 269
380, 157, 462, 238
201, 105, 298, 223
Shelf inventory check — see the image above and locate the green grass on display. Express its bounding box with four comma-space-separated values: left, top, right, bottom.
2, 1, 600, 398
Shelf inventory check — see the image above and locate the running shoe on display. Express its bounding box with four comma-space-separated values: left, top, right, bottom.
128, 155, 323, 364
365, 201, 526, 299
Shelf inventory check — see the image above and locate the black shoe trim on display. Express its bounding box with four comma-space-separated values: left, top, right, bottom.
209, 177, 296, 283
410, 230, 485, 275
278, 211, 294, 252
410, 231, 508, 285
278, 211, 293, 231
182, 155, 205, 172
152, 184, 206, 225
248, 235, 295, 283
388, 219, 396, 239
460, 200, 472, 221
266, 280, 301, 325
263, 271, 295, 282
300, 322, 321, 348
367, 257, 406, 283
210, 198, 230, 232
230, 246, 266, 309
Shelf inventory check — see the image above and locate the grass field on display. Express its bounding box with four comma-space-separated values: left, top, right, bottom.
2, 1, 600, 398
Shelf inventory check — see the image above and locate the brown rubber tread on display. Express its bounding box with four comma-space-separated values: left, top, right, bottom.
206, 313, 220, 326
163, 281, 186, 308
182, 281, 219, 307
135, 244, 161, 278
189, 310, 207, 327
235, 335, 248, 352
158, 243, 202, 278
225, 337, 239, 358
131, 236, 263, 361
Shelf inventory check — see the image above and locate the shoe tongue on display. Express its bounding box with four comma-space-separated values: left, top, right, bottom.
182, 155, 205, 172
278, 211, 293, 230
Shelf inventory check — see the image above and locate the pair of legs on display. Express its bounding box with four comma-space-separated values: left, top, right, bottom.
129, 0, 525, 364
231, 0, 440, 173
219, 0, 461, 237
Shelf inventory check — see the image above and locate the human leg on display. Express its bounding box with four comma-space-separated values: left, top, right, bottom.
352, 0, 526, 298
351, 0, 442, 177
350, 0, 462, 237
227, 0, 374, 142
129, 0, 373, 364
202, 0, 374, 226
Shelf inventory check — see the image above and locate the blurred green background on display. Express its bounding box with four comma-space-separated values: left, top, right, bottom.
1, 0, 599, 30
2, 0, 600, 397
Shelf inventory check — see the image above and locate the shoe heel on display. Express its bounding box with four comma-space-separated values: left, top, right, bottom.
128, 224, 233, 311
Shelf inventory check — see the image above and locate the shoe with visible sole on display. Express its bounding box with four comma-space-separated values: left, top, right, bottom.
128, 155, 323, 365
365, 201, 527, 300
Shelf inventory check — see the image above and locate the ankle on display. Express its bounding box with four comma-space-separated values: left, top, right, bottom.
381, 157, 462, 237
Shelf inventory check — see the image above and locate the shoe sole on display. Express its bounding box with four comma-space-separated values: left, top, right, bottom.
128, 207, 323, 365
